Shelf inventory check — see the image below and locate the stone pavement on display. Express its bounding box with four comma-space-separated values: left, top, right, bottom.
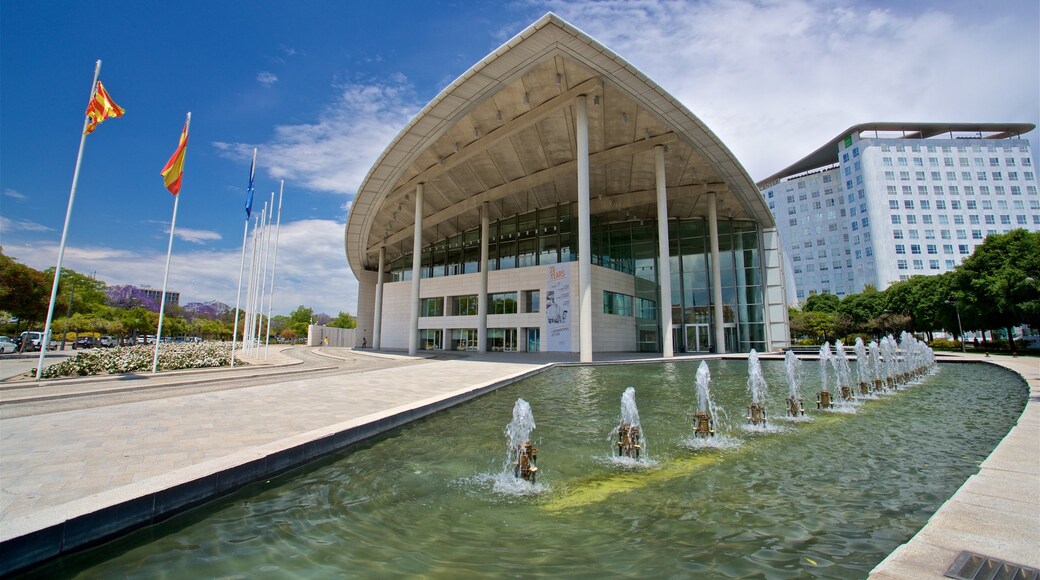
870, 353, 1040, 578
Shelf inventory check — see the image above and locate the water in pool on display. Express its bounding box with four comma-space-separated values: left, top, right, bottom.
34, 359, 1027, 578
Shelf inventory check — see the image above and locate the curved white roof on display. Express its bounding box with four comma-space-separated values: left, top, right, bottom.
345, 13, 772, 277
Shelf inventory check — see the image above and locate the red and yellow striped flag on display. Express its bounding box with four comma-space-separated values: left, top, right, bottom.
160, 117, 190, 195
83, 81, 124, 135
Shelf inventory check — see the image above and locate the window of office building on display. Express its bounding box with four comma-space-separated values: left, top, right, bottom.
451, 295, 478, 316
523, 290, 540, 313
420, 297, 444, 317
489, 292, 518, 315
603, 291, 633, 316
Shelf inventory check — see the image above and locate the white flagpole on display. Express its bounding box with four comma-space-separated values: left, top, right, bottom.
247, 204, 266, 350
243, 213, 261, 352
230, 148, 256, 367
36, 60, 102, 380
256, 192, 274, 349
230, 219, 249, 366
264, 180, 284, 359
152, 112, 190, 374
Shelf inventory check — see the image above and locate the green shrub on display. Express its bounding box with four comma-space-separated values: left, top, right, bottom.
39, 342, 238, 378
928, 338, 960, 351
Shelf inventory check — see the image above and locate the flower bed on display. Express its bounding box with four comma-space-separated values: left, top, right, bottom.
40, 342, 238, 378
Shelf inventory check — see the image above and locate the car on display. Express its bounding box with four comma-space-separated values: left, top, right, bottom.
18, 331, 45, 352
100, 336, 118, 348
0, 337, 17, 354
75, 337, 97, 349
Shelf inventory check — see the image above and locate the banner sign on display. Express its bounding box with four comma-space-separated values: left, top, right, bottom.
545, 263, 572, 352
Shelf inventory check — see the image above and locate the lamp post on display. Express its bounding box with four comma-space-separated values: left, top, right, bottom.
945, 300, 965, 353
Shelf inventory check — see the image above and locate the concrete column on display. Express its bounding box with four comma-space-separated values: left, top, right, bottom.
655, 145, 673, 358
708, 192, 726, 354
576, 95, 592, 362
373, 246, 385, 350
408, 183, 424, 356
478, 202, 489, 353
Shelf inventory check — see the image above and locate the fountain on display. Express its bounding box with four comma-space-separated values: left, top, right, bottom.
28, 357, 1023, 579
746, 349, 768, 426
692, 361, 717, 438
868, 340, 884, 392
854, 337, 871, 395
833, 340, 855, 403
615, 387, 643, 459
817, 343, 833, 409
505, 398, 539, 483
784, 350, 805, 417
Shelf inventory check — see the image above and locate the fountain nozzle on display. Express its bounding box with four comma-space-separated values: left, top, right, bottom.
514, 441, 539, 483
616, 423, 641, 459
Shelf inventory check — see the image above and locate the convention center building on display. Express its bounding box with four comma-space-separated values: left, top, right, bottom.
346, 13, 789, 360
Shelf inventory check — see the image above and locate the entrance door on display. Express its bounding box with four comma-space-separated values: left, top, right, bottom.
685, 324, 711, 352
527, 328, 540, 352
672, 326, 685, 353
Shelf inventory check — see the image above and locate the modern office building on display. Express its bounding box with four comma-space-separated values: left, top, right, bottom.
758, 122, 1039, 300
346, 13, 790, 359
139, 287, 180, 309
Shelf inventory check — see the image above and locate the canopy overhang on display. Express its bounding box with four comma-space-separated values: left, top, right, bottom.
345, 13, 773, 278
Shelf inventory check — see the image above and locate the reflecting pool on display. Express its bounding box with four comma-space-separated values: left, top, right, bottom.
37, 360, 1026, 578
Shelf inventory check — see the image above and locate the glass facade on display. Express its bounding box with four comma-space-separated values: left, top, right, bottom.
389, 205, 766, 353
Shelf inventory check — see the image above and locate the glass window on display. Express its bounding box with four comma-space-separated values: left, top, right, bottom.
523, 290, 540, 313
490, 292, 518, 314
420, 297, 444, 317
419, 329, 442, 350
451, 295, 478, 316
603, 291, 633, 316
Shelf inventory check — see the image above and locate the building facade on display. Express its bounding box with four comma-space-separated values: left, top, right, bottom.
346, 14, 789, 359
759, 123, 1039, 300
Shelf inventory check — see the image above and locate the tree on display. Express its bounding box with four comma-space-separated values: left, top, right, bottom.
44, 267, 107, 316
836, 285, 886, 336
327, 311, 357, 329
107, 285, 159, 311
953, 229, 1040, 353
288, 305, 314, 339
803, 292, 840, 314
0, 254, 49, 329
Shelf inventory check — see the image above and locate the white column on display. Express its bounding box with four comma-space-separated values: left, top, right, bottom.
655, 145, 674, 358
409, 183, 424, 356
478, 202, 489, 353
373, 246, 385, 350
576, 95, 592, 362
708, 192, 726, 354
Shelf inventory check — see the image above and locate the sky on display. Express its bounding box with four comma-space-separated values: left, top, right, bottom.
2, 0, 1037, 317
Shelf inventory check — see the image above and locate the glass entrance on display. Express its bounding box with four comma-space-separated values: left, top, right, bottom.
526, 328, 540, 353
684, 324, 711, 352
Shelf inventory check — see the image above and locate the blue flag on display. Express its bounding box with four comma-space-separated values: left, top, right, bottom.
245, 149, 256, 218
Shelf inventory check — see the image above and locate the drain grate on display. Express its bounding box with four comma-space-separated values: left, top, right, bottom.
945, 551, 1040, 580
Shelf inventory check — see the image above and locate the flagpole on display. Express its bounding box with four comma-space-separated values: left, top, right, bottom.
230, 148, 256, 367
243, 214, 259, 352
36, 60, 102, 380
264, 180, 284, 359
230, 219, 249, 367
152, 112, 190, 373
256, 192, 275, 350
246, 206, 265, 351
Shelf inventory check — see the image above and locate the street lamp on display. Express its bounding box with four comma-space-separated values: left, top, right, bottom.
945, 300, 965, 353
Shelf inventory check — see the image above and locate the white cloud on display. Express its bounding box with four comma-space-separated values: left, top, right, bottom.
0, 216, 51, 233
257, 71, 278, 86
5, 219, 356, 317
3, 188, 27, 200
214, 78, 421, 196
172, 227, 223, 244
542, 0, 1039, 179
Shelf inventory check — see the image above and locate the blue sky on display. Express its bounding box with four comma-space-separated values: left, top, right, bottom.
2, 0, 1037, 316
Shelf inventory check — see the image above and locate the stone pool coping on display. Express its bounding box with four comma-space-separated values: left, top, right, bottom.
0, 349, 1034, 576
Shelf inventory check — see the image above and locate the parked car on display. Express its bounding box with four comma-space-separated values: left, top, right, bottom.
18, 331, 45, 352
75, 337, 97, 349
100, 336, 118, 348
0, 337, 17, 354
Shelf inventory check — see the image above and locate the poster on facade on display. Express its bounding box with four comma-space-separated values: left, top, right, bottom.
546, 263, 571, 351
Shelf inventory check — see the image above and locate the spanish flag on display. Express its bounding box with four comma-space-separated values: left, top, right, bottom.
83, 81, 124, 135
160, 114, 190, 195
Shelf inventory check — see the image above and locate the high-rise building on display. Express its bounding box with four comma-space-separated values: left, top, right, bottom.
758, 122, 1039, 301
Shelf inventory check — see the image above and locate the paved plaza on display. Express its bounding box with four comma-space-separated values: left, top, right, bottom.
0, 347, 1036, 576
